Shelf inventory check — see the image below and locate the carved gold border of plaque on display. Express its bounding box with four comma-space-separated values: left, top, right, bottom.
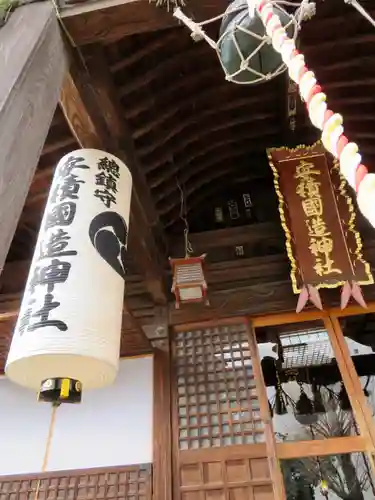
267, 142, 373, 294
332, 159, 373, 286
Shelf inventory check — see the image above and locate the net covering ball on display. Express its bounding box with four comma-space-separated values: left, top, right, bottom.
218, 0, 294, 83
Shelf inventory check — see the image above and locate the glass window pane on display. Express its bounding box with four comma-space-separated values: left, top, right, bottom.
256, 319, 358, 443
339, 313, 375, 422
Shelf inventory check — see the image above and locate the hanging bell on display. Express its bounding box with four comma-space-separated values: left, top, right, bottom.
363, 377, 371, 398
295, 386, 318, 425
268, 399, 274, 418
338, 383, 351, 411
275, 384, 288, 415
312, 383, 326, 414
218, 0, 294, 84
320, 479, 329, 495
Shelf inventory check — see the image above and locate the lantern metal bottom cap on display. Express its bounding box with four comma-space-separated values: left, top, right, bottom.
38, 377, 82, 405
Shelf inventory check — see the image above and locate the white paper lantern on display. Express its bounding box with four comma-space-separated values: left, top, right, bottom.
5, 149, 132, 391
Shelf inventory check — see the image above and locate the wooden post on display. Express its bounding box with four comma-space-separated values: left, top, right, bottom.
152, 347, 173, 500
0, 4, 67, 275
246, 320, 287, 500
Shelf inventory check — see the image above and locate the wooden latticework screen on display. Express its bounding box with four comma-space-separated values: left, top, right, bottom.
0, 464, 151, 500
173, 323, 274, 500
174, 323, 264, 450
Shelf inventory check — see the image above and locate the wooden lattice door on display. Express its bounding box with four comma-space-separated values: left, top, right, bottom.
172, 322, 275, 500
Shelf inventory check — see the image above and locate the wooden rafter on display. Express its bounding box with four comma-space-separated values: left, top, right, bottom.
2, 231, 375, 327
60, 0, 228, 45
59, 44, 168, 305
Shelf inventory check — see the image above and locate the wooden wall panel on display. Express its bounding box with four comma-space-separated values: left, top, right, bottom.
179, 451, 273, 500
0, 464, 151, 500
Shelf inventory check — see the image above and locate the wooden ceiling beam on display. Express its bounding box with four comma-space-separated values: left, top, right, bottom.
131, 92, 278, 142
60, 0, 228, 45
2, 224, 375, 326
139, 112, 278, 164
170, 221, 375, 256
59, 0, 375, 47
157, 159, 272, 219
168, 283, 375, 325
169, 223, 285, 255
153, 152, 272, 206
0, 259, 149, 298
144, 129, 282, 174
0, 4, 67, 278
59, 44, 168, 305
168, 176, 273, 227
123, 72, 375, 122
124, 83, 274, 122
118, 42, 210, 96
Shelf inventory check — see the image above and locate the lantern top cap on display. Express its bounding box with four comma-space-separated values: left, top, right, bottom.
169, 254, 207, 265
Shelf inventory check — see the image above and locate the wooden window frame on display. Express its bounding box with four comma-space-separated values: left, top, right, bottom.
251, 302, 375, 498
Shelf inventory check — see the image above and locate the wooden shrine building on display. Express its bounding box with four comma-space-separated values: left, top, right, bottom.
1, 0, 375, 499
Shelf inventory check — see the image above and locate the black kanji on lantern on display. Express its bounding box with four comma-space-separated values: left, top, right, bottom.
18, 300, 35, 335
95, 172, 118, 193
51, 154, 89, 206
27, 293, 68, 332
94, 188, 117, 208
45, 202, 77, 229
58, 156, 90, 178
94, 157, 120, 209
39, 229, 77, 260
29, 258, 71, 294
17, 155, 88, 335
97, 157, 120, 179
19, 258, 71, 334
51, 174, 85, 204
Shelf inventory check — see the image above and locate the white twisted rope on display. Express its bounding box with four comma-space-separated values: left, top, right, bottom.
248, 0, 375, 228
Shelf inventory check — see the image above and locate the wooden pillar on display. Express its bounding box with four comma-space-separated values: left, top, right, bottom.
0, 4, 67, 275
152, 348, 173, 500
246, 320, 287, 500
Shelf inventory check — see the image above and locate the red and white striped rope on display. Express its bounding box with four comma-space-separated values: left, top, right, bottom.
254, 0, 375, 228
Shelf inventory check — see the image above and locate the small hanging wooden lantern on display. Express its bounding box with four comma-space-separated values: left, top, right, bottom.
169, 254, 208, 309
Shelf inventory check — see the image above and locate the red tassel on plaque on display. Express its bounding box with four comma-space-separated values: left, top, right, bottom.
296, 284, 323, 313
341, 281, 367, 309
